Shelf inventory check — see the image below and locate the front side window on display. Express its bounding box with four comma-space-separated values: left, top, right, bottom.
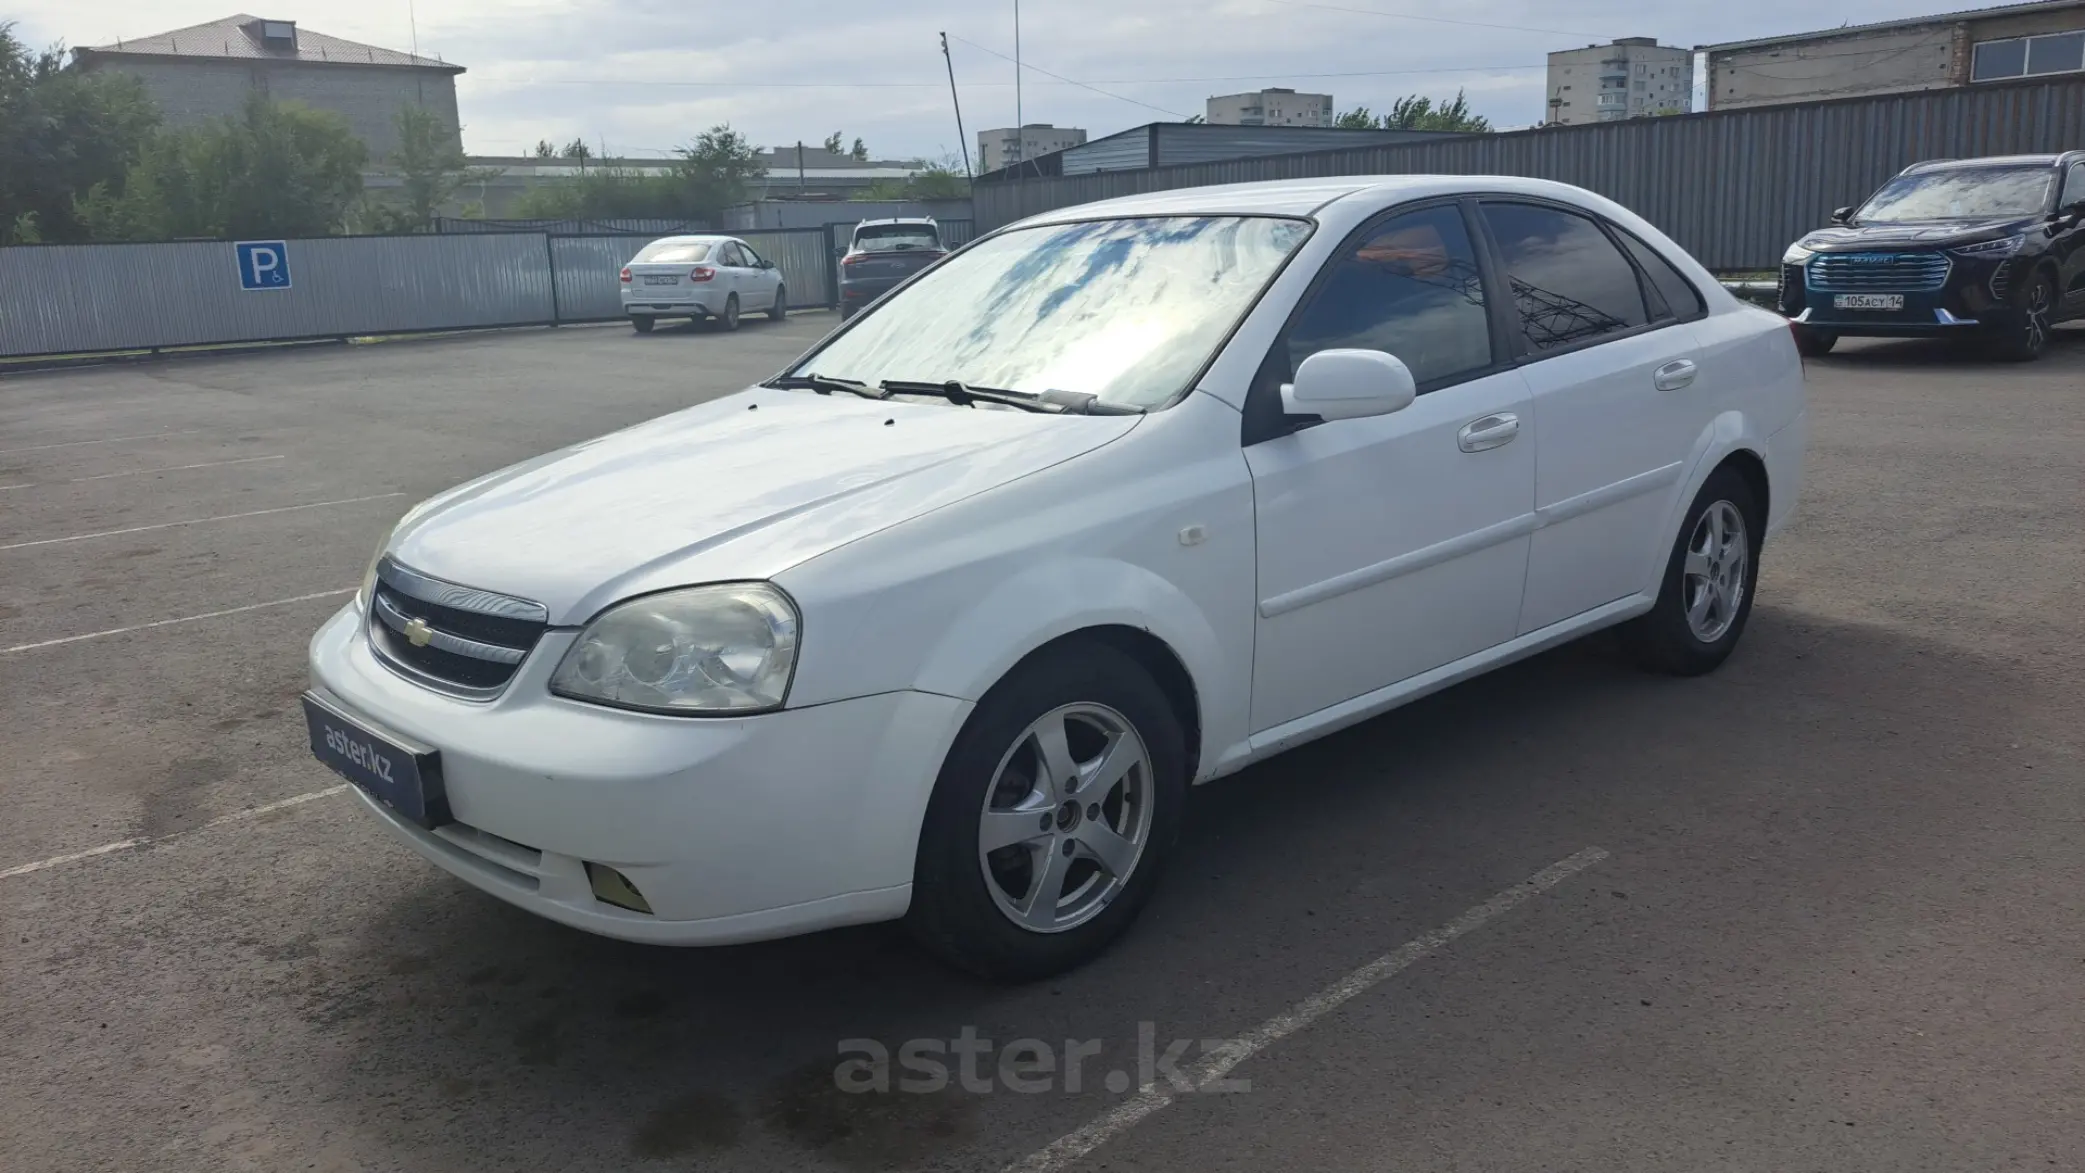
1285, 205, 1493, 387
2063, 162, 2085, 209
1481, 202, 1648, 353
787, 216, 1311, 411
1857, 167, 2056, 222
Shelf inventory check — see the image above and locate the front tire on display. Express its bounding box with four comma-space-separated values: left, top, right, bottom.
906, 642, 1186, 982
1990, 270, 2054, 362
767, 285, 787, 321
1791, 324, 1837, 357
1619, 466, 1763, 677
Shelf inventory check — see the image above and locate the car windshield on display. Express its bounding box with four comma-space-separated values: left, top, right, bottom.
853, 225, 941, 251
1856, 167, 2055, 223
631, 240, 713, 263
790, 215, 1311, 411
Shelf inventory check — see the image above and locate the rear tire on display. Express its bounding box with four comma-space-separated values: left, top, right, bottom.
1989, 271, 2054, 362
767, 285, 787, 321
631, 316, 655, 334
718, 294, 741, 332
906, 641, 1186, 982
1619, 465, 1763, 677
1791, 324, 1836, 357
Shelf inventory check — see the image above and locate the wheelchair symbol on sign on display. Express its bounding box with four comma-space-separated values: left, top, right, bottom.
235, 241, 292, 291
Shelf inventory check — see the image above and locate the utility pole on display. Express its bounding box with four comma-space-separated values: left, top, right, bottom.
797, 140, 806, 188
940, 32, 973, 179
1013, 0, 1023, 146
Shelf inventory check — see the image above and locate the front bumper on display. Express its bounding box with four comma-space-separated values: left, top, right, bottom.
307, 605, 973, 945
1779, 254, 2019, 337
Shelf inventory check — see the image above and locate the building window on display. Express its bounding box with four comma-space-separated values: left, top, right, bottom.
1973, 31, 2085, 81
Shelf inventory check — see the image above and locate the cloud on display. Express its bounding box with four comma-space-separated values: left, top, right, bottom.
12, 0, 1986, 159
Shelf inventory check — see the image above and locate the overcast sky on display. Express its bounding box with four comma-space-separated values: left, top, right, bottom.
11, 1, 1984, 159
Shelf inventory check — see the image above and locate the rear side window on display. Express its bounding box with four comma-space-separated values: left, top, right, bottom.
1285, 204, 1494, 388
1480, 202, 1648, 353
1617, 230, 1705, 321
633, 241, 711, 264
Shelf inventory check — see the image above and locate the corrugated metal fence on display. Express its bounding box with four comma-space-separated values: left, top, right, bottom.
0, 227, 839, 360
974, 76, 2085, 271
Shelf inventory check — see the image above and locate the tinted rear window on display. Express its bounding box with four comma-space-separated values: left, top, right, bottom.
853, 225, 940, 251
1481, 202, 1648, 352
632, 241, 712, 263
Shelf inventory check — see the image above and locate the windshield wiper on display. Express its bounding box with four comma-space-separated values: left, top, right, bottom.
767, 373, 889, 400
881, 380, 1145, 416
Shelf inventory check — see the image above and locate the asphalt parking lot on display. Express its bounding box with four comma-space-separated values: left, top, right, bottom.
3, 317, 2081, 1173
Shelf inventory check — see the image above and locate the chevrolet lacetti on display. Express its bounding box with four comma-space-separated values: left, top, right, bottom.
304, 176, 1806, 980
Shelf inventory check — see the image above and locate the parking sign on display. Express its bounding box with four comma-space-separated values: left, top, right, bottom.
235, 241, 292, 291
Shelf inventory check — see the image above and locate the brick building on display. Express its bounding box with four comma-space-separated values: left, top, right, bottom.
71, 14, 465, 157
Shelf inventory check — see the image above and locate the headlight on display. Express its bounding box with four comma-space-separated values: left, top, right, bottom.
1782, 241, 1816, 264
354, 541, 387, 613
551, 583, 800, 714
1951, 234, 2025, 258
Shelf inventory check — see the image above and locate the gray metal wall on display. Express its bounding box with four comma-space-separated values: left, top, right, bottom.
977, 76, 2085, 271
720, 199, 974, 230
434, 216, 709, 235
0, 234, 553, 359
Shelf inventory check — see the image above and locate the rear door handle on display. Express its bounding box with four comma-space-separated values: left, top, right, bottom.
1458, 412, 1520, 453
1654, 359, 1699, 391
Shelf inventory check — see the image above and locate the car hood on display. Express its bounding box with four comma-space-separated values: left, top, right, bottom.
1799, 216, 2038, 250
390, 388, 1140, 623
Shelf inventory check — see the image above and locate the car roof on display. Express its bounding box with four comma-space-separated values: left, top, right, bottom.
1009, 174, 1624, 228
1904, 154, 2074, 173
855, 218, 936, 228
642, 234, 733, 244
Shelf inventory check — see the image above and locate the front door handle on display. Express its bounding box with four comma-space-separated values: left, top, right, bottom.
1458, 412, 1520, 453
1654, 359, 1699, 391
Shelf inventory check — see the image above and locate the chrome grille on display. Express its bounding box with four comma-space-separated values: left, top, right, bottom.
1806, 252, 1950, 293
367, 558, 548, 699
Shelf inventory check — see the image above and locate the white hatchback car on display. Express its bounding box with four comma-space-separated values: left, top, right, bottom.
619, 234, 787, 333
306, 176, 1805, 980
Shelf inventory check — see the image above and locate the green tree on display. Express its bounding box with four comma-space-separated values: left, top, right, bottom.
80, 92, 367, 239
531, 139, 556, 158
1334, 92, 1491, 133
823, 131, 844, 154
0, 23, 160, 243
849, 136, 868, 162
561, 137, 592, 161
362, 104, 495, 232
674, 125, 765, 218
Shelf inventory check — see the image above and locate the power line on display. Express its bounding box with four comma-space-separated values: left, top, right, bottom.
946, 34, 1191, 119
1252, 0, 1612, 39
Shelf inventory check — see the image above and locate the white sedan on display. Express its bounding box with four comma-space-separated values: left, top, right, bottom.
305, 176, 1805, 980
619, 234, 787, 332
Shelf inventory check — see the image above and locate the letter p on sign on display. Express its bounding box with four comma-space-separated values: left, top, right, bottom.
235, 241, 292, 291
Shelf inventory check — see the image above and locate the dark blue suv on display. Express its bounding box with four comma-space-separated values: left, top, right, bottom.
1779, 152, 2085, 361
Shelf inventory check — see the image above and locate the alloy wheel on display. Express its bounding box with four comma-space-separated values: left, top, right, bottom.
2024, 277, 2053, 354
1682, 500, 1749, 643
977, 703, 1153, 934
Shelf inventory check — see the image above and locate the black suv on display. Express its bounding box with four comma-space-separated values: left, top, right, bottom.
1779, 151, 2085, 361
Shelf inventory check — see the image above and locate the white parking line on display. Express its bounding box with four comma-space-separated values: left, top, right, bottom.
70, 454, 287, 483
0, 786, 348, 879
1001, 847, 1610, 1173
0, 492, 402, 552
1, 588, 353, 654
0, 429, 204, 456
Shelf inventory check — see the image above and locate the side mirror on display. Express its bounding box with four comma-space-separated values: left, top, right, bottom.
1829, 206, 1855, 225
1280, 349, 1417, 422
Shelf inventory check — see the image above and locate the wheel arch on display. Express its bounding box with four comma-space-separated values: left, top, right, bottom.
990, 625, 1204, 785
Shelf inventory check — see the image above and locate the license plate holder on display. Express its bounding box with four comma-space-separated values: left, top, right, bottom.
301, 693, 450, 828
1833, 293, 1904, 311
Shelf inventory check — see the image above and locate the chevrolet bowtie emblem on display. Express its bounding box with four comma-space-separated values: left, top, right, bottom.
402, 617, 435, 648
